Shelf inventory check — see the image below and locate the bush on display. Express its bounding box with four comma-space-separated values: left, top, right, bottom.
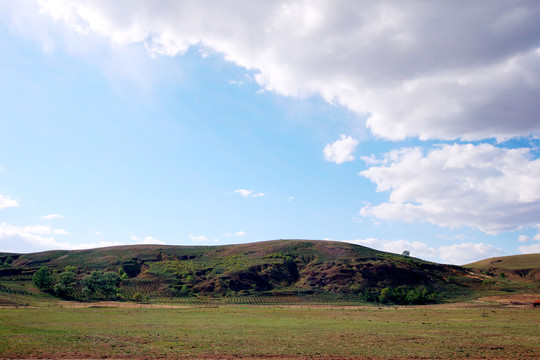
132, 292, 144, 303
378, 286, 435, 305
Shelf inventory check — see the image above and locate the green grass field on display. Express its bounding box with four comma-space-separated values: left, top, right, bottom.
1, 304, 539, 359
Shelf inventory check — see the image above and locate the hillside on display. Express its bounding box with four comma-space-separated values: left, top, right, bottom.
1, 239, 536, 305
467, 253, 540, 281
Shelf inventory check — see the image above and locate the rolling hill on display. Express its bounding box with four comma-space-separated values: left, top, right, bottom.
0, 239, 538, 305
466, 253, 540, 281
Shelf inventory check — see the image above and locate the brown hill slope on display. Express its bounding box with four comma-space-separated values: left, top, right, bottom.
0, 239, 512, 304
467, 253, 540, 281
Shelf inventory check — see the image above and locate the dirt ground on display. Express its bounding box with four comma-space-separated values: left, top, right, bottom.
478, 293, 540, 306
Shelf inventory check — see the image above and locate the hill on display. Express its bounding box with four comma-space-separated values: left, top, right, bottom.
1, 239, 537, 305
467, 253, 540, 281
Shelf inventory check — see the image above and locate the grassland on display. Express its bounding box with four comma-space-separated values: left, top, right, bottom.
1, 242, 539, 359
1, 303, 539, 359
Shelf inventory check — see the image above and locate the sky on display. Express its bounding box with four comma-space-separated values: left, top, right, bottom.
1, 1, 540, 264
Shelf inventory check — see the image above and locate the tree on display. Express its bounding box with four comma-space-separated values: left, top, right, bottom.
33, 267, 53, 291
54, 268, 77, 298
3, 256, 14, 267
379, 287, 391, 303
82, 271, 121, 299
132, 292, 144, 303
118, 267, 128, 280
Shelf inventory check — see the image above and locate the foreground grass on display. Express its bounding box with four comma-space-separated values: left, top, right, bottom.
0, 305, 539, 359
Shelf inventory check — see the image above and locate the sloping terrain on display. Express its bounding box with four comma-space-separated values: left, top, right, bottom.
0, 239, 535, 305
467, 253, 540, 281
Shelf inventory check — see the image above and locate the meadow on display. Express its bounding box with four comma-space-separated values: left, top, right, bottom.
1, 303, 539, 359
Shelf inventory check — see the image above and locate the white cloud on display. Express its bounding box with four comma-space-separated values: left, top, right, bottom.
518, 235, 530, 243
42, 214, 64, 220
0, 222, 120, 253
28, 1, 540, 141
348, 238, 437, 260
233, 189, 265, 198
346, 238, 506, 264
223, 231, 246, 237
128, 235, 164, 245
68, 241, 125, 250
141, 236, 165, 245
0, 195, 18, 209
360, 144, 540, 234
436, 234, 467, 241
323, 135, 359, 164
518, 242, 540, 254
189, 234, 208, 242
439, 242, 504, 265
53, 228, 70, 235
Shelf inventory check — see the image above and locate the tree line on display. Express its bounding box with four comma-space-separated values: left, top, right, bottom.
32, 266, 123, 300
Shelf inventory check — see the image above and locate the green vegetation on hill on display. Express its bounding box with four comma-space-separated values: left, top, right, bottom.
1, 240, 538, 305
467, 253, 540, 282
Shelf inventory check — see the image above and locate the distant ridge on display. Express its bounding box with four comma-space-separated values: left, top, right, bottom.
467, 253, 540, 281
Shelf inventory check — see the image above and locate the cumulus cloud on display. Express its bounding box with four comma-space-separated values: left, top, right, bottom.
129, 235, 165, 244
29, 1, 540, 140
68, 241, 125, 250
360, 144, 540, 234
323, 135, 359, 164
348, 238, 437, 260
223, 231, 246, 237
518, 231, 540, 253
0, 222, 120, 253
518, 242, 540, 254
141, 236, 165, 245
233, 189, 265, 198
189, 234, 208, 242
346, 237, 503, 264
42, 214, 64, 220
0, 195, 18, 209
439, 242, 504, 265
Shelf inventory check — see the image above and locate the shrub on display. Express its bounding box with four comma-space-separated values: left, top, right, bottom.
132, 292, 144, 303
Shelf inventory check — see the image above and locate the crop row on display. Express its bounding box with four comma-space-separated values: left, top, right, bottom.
150, 293, 359, 305
0, 275, 33, 281
0, 284, 33, 296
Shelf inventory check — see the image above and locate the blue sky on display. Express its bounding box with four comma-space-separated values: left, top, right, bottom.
1, 1, 540, 264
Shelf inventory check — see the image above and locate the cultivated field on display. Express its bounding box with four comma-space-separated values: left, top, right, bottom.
1, 301, 539, 359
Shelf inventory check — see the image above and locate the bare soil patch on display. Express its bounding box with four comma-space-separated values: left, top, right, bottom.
478, 293, 540, 306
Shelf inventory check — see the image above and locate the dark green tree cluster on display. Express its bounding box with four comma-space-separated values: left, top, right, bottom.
33, 266, 122, 300
82, 271, 121, 299
1, 256, 14, 267
378, 286, 435, 305
54, 266, 77, 297
33, 266, 78, 298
